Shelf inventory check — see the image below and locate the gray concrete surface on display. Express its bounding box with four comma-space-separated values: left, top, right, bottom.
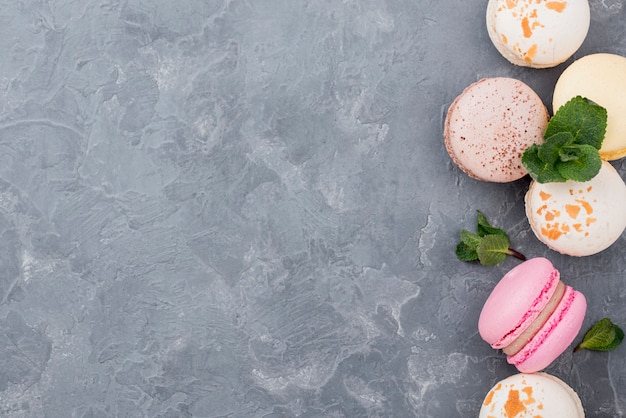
0, 0, 625, 416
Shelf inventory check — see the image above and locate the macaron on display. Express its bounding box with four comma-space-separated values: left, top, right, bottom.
553, 53, 626, 160
444, 77, 549, 182
479, 373, 585, 417
486, 0, 590, 68
525, 160, 626, 257
478, 257, 586, 373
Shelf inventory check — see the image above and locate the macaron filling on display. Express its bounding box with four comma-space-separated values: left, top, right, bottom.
502, 280, 565, 356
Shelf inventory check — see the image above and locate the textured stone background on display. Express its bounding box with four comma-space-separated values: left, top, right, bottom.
0, 0, 625, 417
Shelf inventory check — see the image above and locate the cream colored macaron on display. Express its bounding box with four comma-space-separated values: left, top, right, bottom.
525, 161, 626, 256
553, 53, 626, 160
486, 0, 590, 68
479, 373, 585, 417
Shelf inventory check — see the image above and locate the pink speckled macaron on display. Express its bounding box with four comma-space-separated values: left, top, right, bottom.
444, 77, 549, 182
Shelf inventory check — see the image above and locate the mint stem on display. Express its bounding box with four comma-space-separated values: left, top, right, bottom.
507, 248, 526, 261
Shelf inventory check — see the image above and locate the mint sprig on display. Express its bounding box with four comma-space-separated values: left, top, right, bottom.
455, 211, 526, 266
574, 318, 624, 353
522, 96, 607, 183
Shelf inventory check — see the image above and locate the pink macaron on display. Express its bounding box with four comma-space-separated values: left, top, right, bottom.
478, 257, 586, 373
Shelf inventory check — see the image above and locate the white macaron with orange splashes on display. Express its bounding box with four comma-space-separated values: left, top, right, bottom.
479, 373, 585, 417
486, 0, 590, 68
525, 160, 626, 256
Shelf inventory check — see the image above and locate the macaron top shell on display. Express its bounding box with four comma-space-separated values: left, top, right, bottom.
478, 257, 559, 349
553, 53, 626, 160
444, 77, 548, 182
525, 161, 626, 256
486, 0, 590, 68
479, 373, 585, 417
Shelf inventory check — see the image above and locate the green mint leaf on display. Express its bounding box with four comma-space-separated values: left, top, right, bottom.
455, 211, 525, 265
555, 144, 602, 182
456, 230, 481, 261
522, 96, 607, 183
539, 132, 575, 164
607, 326, 625, 351
455, 241, 478, 261
545, 96, 607, 149
476, 210, 507, 238
476, 234, 510, 266
574, 318, 625, 352
558, 145, 583, 162
460, 229, 481, 249
521, 144, 567, 183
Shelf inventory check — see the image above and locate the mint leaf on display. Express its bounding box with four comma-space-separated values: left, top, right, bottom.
574, 318, 625, 352
456, 242, 478, 261
558, 144, 583, 162
476, 234, 510, 266
545, 96, 607, 149
460, 229, 481, 249
539, 132, 574, 164
522, 96, 607, 183
455, 211, 526, 265
522, 144, 567, 183
476, 210, 507, 238
455, 230, 481, 261
555, 144, 602, 182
